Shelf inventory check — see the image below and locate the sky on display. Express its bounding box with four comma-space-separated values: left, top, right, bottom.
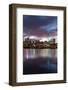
23, 15, 57, 40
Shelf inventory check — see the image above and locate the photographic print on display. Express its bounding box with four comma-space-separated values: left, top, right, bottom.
9, 4, 66, 86
23, 15, 57, 75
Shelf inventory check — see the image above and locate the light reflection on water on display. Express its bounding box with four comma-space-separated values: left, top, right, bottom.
23, 49, 57, 74
23, 49, 57, 59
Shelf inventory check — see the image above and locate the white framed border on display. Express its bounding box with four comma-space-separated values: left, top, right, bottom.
16, 8, 64, 82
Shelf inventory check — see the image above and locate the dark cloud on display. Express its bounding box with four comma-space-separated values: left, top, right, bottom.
23, 15, 57, 37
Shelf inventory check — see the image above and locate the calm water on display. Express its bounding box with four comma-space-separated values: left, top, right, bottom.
23, 49, 57, 75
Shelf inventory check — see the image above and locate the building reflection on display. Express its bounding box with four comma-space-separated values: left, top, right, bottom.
23, 49, 57, 59
23, 49, 57, 74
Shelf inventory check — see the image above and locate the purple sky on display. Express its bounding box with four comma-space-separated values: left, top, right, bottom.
23, 15, 57, 38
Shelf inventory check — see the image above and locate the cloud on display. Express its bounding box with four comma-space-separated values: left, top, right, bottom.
40, 20, 57, 32
23, 15, 57, 37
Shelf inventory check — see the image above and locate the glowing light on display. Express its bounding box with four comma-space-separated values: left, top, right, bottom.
29, 36, 38, 39
40, 38, 48, 42
24, 36, 29, 39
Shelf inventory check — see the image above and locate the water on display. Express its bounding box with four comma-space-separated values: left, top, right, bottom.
23, 49, 57, 75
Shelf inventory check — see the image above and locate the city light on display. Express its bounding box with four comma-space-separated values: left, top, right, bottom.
29, 36, 38, 39
40, 38, 48, 42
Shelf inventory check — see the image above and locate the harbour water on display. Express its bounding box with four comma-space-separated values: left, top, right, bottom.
23, 49, 57, 75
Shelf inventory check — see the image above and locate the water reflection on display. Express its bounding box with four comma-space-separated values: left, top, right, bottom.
23, 49, 57, 59
23, 49, 57, 75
